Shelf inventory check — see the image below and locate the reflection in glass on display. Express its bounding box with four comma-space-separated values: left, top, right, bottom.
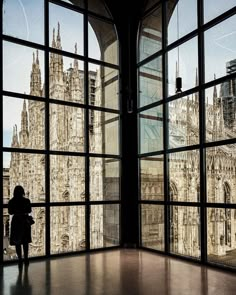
168, 94, 199, 148
50, 103, 85, 152
169, 150, 200, 202
140, 156, 164, 201
89, 111, 119, 155
139, 4, 162, 61
90, 158, 120, 201
168, 37, 198, 96
141, 205, 164, 251
205, 81, 236, 142
88, 16, 118, 65
3, 152, 45, 203
3, 42, 45, 96
89, 64, 119, 110
167, 0, 197, 45
49, 53, 84, 103
3, 97, 45, 149
139, 106, 163, 154
3, 0, 44, 44
50, 155, 85, 202
205, 16, 236, 83
204, 0, 236, 23
206, 145, 236, 203
170, 206, 200, 258
49, 3, 84, 55
51, 206, 85, 254
90, 205, 120, 249
138, 57, 162, 108
3, 207, 46, 260
207, 208, 236, 268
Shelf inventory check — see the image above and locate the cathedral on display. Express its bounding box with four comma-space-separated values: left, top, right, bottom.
3, 24, 119, 259
3, 22, 236, 264
141, 67, 236, 262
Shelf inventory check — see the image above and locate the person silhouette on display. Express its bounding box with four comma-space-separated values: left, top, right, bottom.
8, 185, 32, 265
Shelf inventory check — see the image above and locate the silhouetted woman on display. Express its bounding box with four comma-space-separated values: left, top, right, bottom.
8, 185, 32, 265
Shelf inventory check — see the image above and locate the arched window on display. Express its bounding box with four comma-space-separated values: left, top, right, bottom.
2, 0, 120, 261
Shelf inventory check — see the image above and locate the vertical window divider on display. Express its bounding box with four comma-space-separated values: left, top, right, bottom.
198, 0, 207, 264
0, 0, 3, 265
84, 0, 90, 251
45, 0, 50, 257
162, 0, 169, 254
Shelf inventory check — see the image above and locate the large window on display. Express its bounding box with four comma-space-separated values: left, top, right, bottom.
138, 0, 236, 270
1, 0, 120, 261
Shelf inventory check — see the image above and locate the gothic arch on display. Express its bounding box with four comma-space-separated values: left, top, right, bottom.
169, 181, 178, 200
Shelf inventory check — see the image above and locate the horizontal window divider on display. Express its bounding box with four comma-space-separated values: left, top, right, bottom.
2, 147, 48, 154
41, 202, 87, 206
49, 98, 86, 109
138, 99, 164, 113
203, 73, 236, 90
2, 34, 46, 51
138, 151, 164, 158
167, 201, 200, 207
2, 91, 46, 102
205, 203, 236, 209
137, 49, 163, 68
89, 153, 121, 159
166, 145, 201, 154
87, 104, 121, 114
204, 138, 236, 148
139, 200, 165, 205
201, 6, 236, 33
88, 200, 121, 205
49, 46, 85, 61
48, 150, 86, 156
165, 86, 199, 103
166, 29, 198, 52
87, 56, 119, 70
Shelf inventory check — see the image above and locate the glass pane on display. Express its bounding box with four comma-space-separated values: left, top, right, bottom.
169, 150, 200, 202
204, 0, 236, 23
88, 16, 118, 65
3, 152, 45, 203
168, 37, 198, 96
167, 0, 197, 45
207, 208, 236, 268
3, 0, 44, 44
140, 156, 164, 201
3, 42, 45, 97
50, 155, 85, 202
139, 106, 163, 154
3, 207, 46, 260
88, 0, 111, 18
168, 94, 199, 148
205, 81, 236, 142
49, 53, 84, 103
139, 4, 162, 62
89, 111, 119, 155
50, 103, 85, 152
90, 158, 120, 201
90, 204, 120, 249
141, 204, 164, 251
206, 145, 236, 204
3, 97, 45, 149
138, 57, 162, 108
170, 206, 201, 258
205, 16, 236, 83
49, 3, 84, 55
51, 206, 85, 254
89, 63, 119, 110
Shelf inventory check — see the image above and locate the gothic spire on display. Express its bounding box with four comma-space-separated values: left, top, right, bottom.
11, 124, 19, 147
21, 99, 29, 133
218, 97, 225, 138
74, 43, 79, 69
56, 22, 62, 49
52, 27, 56, 48
213, 74, 218, 100
30, 50, 42, 96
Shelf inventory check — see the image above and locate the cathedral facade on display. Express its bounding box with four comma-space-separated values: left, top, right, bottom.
3, 24, 119, 259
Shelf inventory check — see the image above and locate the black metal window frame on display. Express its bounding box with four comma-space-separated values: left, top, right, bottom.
138, 0, 236, 271
1, 0, 122, 264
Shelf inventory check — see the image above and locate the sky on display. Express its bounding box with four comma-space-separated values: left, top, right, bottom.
2, 0, 236, 166
2, 0, 102, 167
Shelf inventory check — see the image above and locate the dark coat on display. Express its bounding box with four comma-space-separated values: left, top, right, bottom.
8, 197, 32, 245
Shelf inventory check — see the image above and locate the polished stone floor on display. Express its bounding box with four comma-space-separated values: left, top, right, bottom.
1, 249, 236, 295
